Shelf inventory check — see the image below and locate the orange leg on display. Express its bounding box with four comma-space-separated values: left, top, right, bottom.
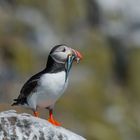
48, 109, 61, 126
33, 111, 39, 117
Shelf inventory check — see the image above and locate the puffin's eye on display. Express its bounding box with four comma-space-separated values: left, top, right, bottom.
62, 48, 66, 52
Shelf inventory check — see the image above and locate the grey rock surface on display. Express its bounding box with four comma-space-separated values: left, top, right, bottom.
0, 110, 86, 140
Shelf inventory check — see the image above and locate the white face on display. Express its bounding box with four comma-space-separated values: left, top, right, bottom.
50, 45, 72, 63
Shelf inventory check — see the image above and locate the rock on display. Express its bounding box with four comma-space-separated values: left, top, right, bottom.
0, 110, 86, 140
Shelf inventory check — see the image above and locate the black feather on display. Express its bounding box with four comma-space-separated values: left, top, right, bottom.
12, 70, 46, 106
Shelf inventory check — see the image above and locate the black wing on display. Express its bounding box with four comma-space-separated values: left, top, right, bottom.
12, 70, 46, 105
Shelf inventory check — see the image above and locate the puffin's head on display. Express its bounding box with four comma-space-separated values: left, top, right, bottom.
50, 44, 82, 64
50, 44, 82, 76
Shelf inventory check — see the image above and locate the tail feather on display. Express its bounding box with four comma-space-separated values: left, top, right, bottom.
11, 98, 27, 106
11, 102, 19, 106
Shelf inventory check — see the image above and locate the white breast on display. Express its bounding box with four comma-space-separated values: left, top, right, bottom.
27, 71, 68, 109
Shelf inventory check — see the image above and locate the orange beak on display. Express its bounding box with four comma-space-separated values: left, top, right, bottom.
72, 49, 83, 63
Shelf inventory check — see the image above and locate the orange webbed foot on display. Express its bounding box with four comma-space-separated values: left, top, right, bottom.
33, 111, 39, 117
48, 118, 61, 126
48, 109, 61, 126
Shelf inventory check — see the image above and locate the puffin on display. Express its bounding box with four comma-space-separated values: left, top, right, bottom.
12, 44, 82, 126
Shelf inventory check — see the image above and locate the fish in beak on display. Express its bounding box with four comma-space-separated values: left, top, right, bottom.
65, 49, 82, 81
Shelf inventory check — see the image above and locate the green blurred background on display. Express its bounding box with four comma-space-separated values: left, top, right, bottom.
0, 0, 140, 139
